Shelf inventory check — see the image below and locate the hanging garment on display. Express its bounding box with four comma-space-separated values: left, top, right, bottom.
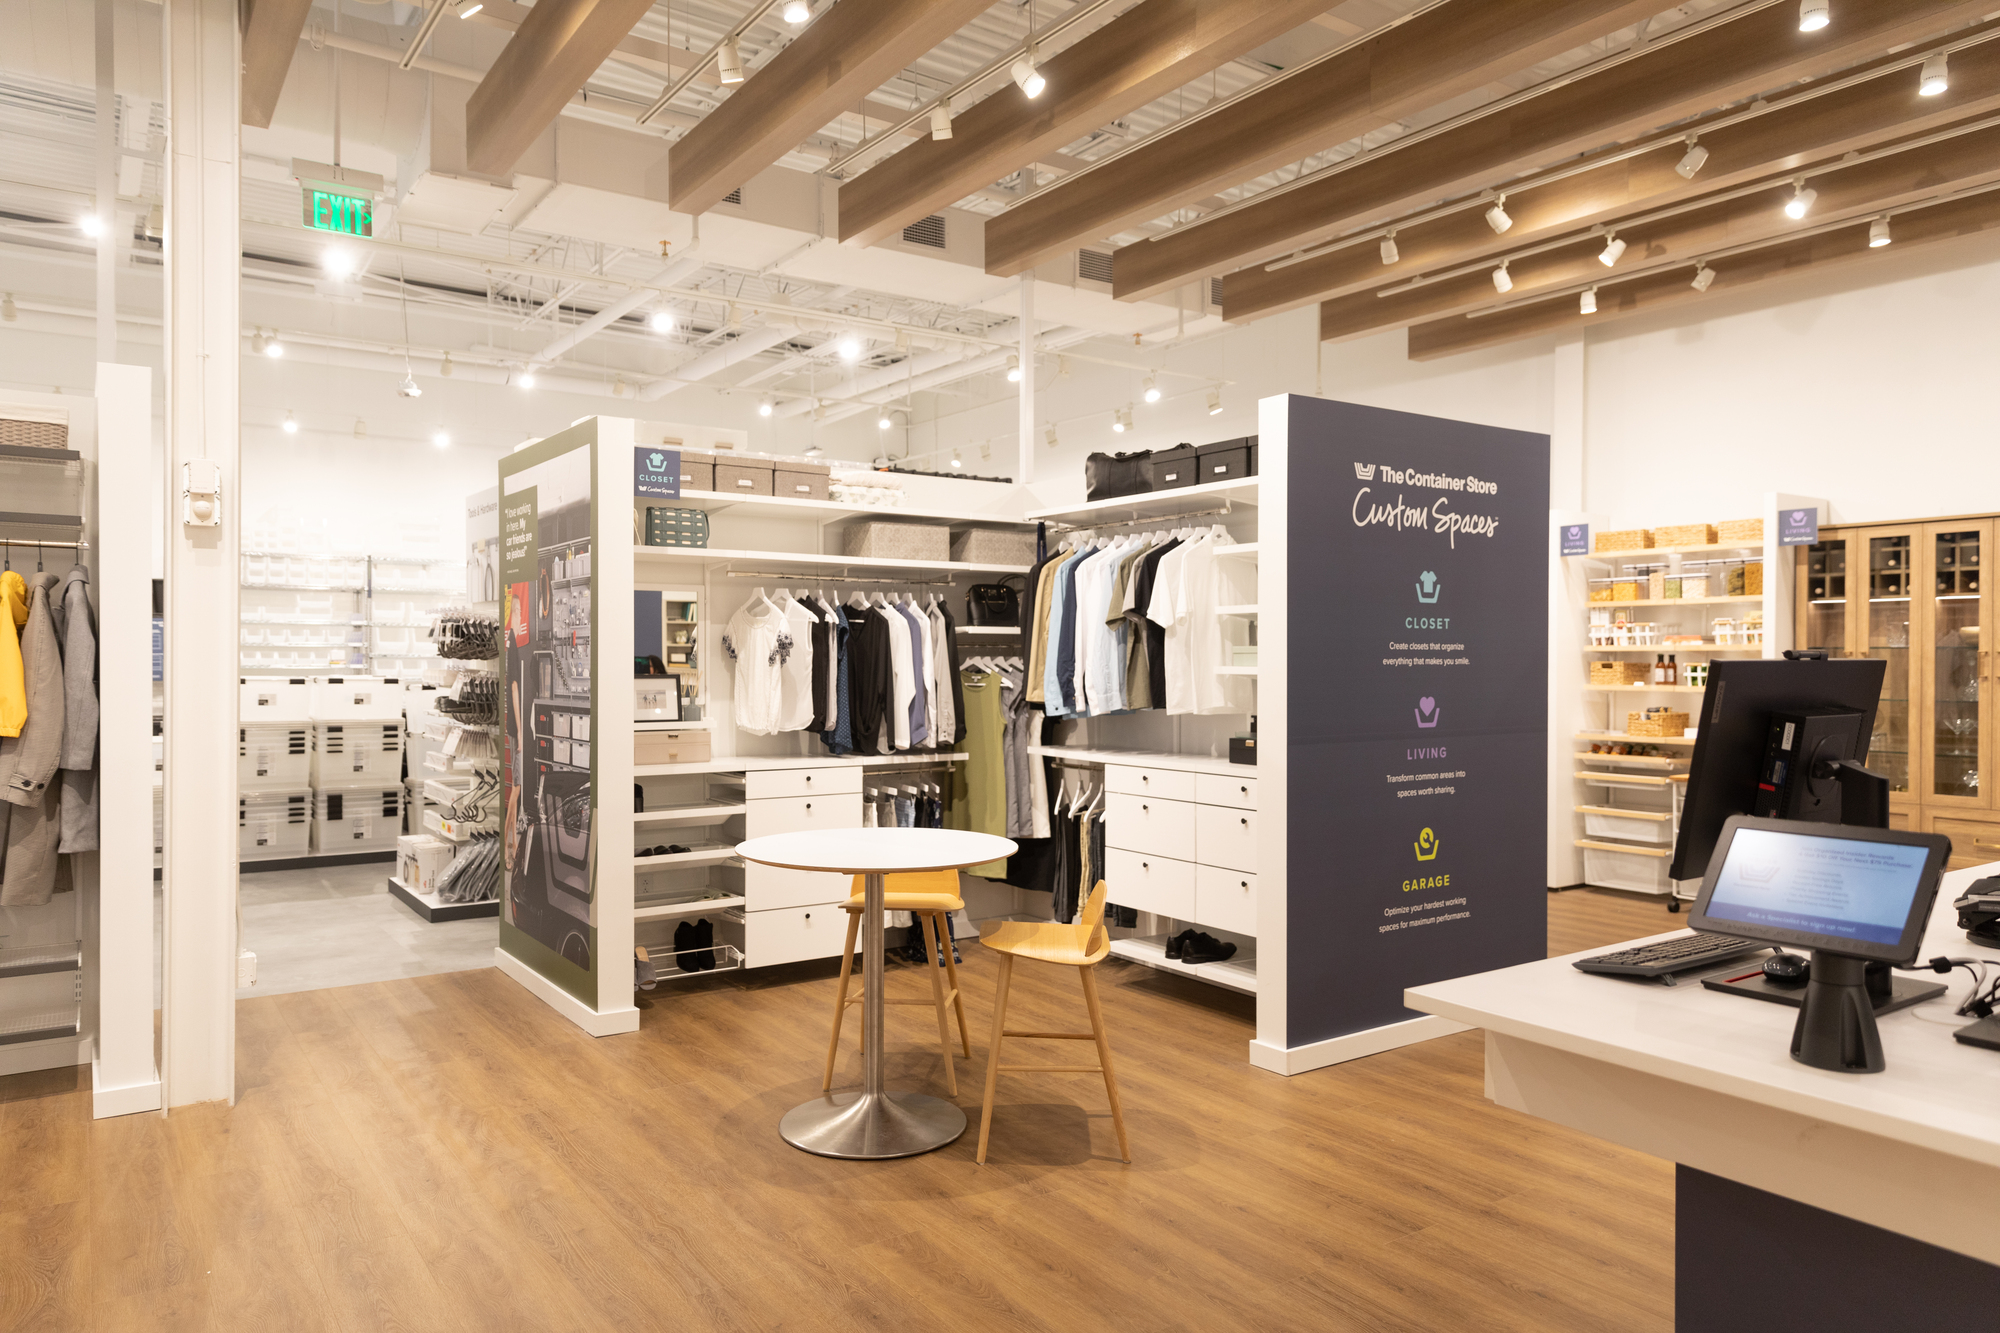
845, 606, 892, 755
882, 602, 915, 750
56, 565, 99, 853
938, 601, 970, 746
926, 601, 956, 748
805, 597, 832, 733
0, 570, 24, 738
821, 600, 854, 756
776, 596, 820, 732
896, 602, 930, 748
912, 602, 939, 747
1051, 550, 1087, 717
1, 572, 66, 906
953, 669, 1009, 878
1022, 548, 1065, 707
1172, 536, 1255, 715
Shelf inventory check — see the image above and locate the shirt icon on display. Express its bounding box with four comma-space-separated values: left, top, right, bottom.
1415, 571, 1441, 603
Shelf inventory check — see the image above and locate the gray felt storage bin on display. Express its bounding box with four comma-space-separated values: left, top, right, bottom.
714, 461, 774, 496
774, 462, 831, 501
676, 449, 715, 492
844, 520, 949, 561
950, 528, 1037, 567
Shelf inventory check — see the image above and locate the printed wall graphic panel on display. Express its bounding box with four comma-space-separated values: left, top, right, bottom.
1286, 397, 1549, 1046
499, 421, 599, 1005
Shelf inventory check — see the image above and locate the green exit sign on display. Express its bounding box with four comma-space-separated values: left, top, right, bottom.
304, 189, 372, 237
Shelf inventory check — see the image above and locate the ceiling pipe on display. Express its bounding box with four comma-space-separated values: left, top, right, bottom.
816, 327, 1097, 424
635, 324, 802, 400
526, 246, 707, 369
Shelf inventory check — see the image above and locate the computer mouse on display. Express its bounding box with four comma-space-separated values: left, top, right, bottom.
1763, 953, 1810, 985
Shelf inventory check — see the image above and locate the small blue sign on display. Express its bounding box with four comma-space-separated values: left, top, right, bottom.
151, 618, 164, 681
635, 446, 682, 500
1560, 522, 1590, 556
1778, 507, 1819, 547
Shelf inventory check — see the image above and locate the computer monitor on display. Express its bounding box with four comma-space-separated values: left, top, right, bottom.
1669, 657, 1889, 882
1690, 815, 1950, 1072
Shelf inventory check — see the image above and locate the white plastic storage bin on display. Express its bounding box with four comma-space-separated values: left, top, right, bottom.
308, 675, 399, 720
313, 785, 405, 853
1579, 841, 1674, 895
240, 787, 312, 859
240, 678, 312, 722
239, 723, 311, 789
311, 720, 404, 784
1578, 807, 1674, 844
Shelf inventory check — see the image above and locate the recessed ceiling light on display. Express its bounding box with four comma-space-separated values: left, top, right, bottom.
1676, 137, 1709, 179
836, 333, 863, 362
1799, 0, 1829, 32
1919, 52, 1949, 96
1011, 52, 1045, 99
1599, 234, 1626, 267
282, 410, 299, 434
649, 309, 674, 333
717, 38, 745, 86
432, 429, 451, 449
1784, 180, 1818, 220
1491, 264, 1513, 294
1142, 376, 1161, 403
757, 398, 774, 417
1869, 215, 1892, 247
1484, 195, 1512, 235
1380, 232, 1399, 265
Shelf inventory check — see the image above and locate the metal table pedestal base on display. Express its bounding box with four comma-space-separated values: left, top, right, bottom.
779, 1090, 967, 1160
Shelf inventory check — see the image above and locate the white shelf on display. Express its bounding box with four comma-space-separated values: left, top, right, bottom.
1594, 595, 1762, 608
1027, 746, 1250, 777
640, 488, 1032, 528
1583, 645, 1759, 654
1024, 477, 1260, 524
1216, 665, 1259, 676
1108, 935, 1256, 994
956, 625, 1024, 636
1575, 731, 1698, 747
633, 751, 969, 779
632, 545, 1030, 577
634, 800, 748, 825
1214, 542, 1259, 559
1215, 604, 1258, 616
1584, 683, 1706, 694
633, 844, 740, 870
637, 718, 712, 731
1582, 541, 1766, 560
635, 895, 746, 922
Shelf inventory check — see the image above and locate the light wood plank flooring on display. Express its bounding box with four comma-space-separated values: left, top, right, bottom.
0, 889, 1673, 1332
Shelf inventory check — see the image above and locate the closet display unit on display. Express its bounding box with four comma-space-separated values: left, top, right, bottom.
1800, 516, 2000, 865
1552, 497, 1822, 904
495, 417, 1039, 1036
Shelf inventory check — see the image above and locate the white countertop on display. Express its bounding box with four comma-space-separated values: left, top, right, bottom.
1026, 746, 1253, 778
1406, 864, 2000, 1170
736, 828, 1017, 875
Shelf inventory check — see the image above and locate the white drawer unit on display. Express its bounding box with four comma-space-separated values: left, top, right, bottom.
743, 791, 862, 912
746, 792, 862, 836
744, 904, 849, 968
746, 863, 853, 912
1195, 773, 1258, 810
1104, 764, 1197, 802
1105, 848, 1194, 919
1104, 792, 1197, 862
1195, 865, 1257, 937
1195, 803, 1259, 874
745, 766, 865, 800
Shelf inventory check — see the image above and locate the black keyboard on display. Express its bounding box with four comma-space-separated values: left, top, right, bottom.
1574, 932, 1768, 979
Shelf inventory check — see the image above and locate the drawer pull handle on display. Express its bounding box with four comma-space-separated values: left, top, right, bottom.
1240, 786, 1248, 795
1975, 839, 2000, 850
1141, 803, 1149, 812
1240, 881, 1248, 889
1141, 861, 1149, 869
1240, 818, 1248, 827
805, 803, 812, 811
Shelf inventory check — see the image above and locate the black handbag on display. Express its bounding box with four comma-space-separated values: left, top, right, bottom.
966, 574, 1026, 627
1085, 449, 1155, 501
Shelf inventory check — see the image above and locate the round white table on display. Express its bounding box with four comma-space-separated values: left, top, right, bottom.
736, 827, 1018, 1160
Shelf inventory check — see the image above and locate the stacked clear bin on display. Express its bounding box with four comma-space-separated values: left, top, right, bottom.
238, 679, 314, 861
307, 677, 407, 854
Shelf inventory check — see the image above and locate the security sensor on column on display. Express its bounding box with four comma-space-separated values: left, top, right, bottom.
182, 459, 222, 528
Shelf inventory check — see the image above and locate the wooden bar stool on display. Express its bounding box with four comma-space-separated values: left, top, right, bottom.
974, 881, 1130, 1165
823, 870, 972, 1095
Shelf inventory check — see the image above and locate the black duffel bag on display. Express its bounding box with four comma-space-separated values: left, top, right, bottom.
1085, 449, 1155, 501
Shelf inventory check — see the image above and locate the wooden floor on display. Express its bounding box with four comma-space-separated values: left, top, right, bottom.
0, 889, 1676, 1332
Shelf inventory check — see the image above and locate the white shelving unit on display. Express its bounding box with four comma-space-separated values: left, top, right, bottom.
238, 550, 467, 676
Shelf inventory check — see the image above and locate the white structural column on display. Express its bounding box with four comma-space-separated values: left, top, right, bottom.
1017, 276, 1034, 485
94, 0, 116, 364
160, 0, 241, 1108
92, 363, 161, 1117
1546, 336, 1590, 889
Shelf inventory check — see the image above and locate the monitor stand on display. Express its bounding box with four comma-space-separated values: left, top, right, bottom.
1792, 950, 1886, 1073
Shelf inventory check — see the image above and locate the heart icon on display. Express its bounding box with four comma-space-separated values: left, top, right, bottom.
1415, 696, 1440, 728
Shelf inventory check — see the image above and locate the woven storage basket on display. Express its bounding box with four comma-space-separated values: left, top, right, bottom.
843, 520, 948, 561
1654, 523, 1717, 548
1627, 710, 1691, 738
0, 418, 68, 450
1716, 518, 1764, 544
950, 528, 1037, 567
1590, 661, 1652, 686
1594, 528, 1653, 552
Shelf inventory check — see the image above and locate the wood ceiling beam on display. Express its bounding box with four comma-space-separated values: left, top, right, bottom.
1320, 118, 2000, 343
669, 0, 993, 216
981, 0, 1665, 279
1228, 25, 2000, 323
836, 0, 1333, 249
242, 0, 317, 128
1113, 0, 1996, 303
466, 0, 661, 176
1404, 184, 2000, 360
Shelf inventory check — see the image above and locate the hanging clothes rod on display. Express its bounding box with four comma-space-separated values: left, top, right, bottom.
721, 570, 959, 586
0, 536, 89, 550
1054, 504, 1236, 534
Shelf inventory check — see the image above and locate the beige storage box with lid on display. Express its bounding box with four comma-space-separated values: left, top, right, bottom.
950, 527, 1037, 567
636, 729, 713, 765
843, 520, 949, 561
674, 447, 715, 493
773, 459, 832, 502
714, 458, 775, 496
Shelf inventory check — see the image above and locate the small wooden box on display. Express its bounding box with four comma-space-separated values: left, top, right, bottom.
1653, 523, 1717, 548
1595, 529, 1653, 552
1627, 710, 1690, 738
635, 730, 712, 765
1716, 518, 1764, 544
1591, 661, 1652, 686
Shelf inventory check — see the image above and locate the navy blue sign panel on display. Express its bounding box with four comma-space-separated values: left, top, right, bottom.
1778, 507, 1819, 547
1286, 397, 1549, 1047
634, 447, 682, 499
1560, 522, 1590, 556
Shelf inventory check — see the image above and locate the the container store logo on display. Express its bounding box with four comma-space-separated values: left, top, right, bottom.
1354, 463, 1377, 480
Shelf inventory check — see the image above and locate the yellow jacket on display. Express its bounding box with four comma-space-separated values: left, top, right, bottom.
0, 570, 24, 737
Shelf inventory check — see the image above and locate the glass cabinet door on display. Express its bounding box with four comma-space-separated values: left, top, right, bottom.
1865, 531, 1916, 795
1925, 522, 1990, 807
1801, 538, 1849, 654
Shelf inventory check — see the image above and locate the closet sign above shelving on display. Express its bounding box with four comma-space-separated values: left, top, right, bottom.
635, 447, 683, 500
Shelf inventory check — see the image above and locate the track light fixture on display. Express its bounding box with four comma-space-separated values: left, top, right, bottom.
440, 351, 454, 377
323, 247, 355, 279
878, 413, 892, 430
1691, 264, 1717, 292
263, 332, 285, 358
1919, 52, 1949, 96
398, 374, 422, 399
1869, 215, 1892, 248
1491, 263, 1513, 294
1011, 51, 1045, 99
250, 330, 266, 354
1, 293, 16, 322
1784, 179, 1818, 220
79, 214, 103, 238
648, 308, 675, 333
1380, 231, 1399, 265
1484, 195, 1513, 235
1599, 234, 1626, 268
282, 410, 299, 434
518, 368, 537, 389
1580, 288, 1597, 315
432, 430, 451, 449
950, 448, 963, 471
1046, 425, 1059, 448
1006, 355, 1023, 383
1142, 376, 1161, 404
782, 0, 810, 23
1111, 407, 1129, 434
930, 100, 953, 140
757, 398, 774, 417
1676, 136, 1709, 179
1799, 0, 1829, 32
717, 38, 745, 85
805, 443, 825, 457
836, 332, 863, 362
1207, 388, 1222, 416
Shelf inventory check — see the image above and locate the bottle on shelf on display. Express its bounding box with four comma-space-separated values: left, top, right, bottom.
1667, 654, 1679, 685
1654, 654, 1668, 685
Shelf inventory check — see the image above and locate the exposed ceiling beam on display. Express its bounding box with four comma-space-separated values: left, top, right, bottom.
1226, 24, 2000, 323
668, 0, 994, 216
527, 248, 709, 369
242, 0, 317, 128
636, 324, 803, 400
981, 0, 1665, 279
1112, 0, 1994, 302
1404, 182, 2000, 359
836, 0, 1335, 249
465, 0, 662, 177
1321, 117, 2000, 343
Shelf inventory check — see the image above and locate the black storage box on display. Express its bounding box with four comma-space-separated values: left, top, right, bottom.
1230, 733, 1257, 765
1196, 439, 1252, 483
1147, 444, 1201, 490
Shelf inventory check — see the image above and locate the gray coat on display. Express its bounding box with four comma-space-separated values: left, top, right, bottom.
55, 566, 98, 853
0, 572, 65, 905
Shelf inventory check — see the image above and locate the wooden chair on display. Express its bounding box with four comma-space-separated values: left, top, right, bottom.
974, 881, 1130, 1166
824, 870, 972, 1095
